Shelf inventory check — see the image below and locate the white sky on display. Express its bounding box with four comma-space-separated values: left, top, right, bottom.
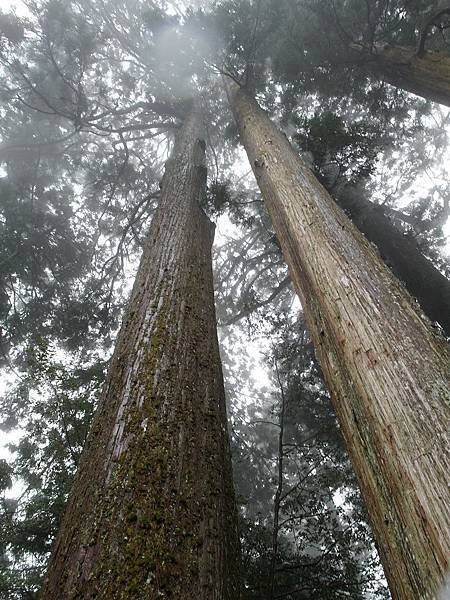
0, 0, 26, 14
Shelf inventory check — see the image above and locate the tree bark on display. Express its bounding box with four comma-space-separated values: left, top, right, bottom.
361, 44, 450, 107
225, 78, 450, 600
335, 190, 450, 337
41, 106, 241, 599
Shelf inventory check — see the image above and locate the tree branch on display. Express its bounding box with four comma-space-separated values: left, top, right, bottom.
221, 276, 291, 327
417, 8, 450, 57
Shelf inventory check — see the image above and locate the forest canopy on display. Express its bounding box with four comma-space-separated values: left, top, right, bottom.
0, 0, 449, 598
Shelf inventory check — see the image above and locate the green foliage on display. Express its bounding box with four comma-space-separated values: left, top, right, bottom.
0, 345, 104, 598
0, 463, 12, 493
293, 111, 382, 186
205, 179, 234, 215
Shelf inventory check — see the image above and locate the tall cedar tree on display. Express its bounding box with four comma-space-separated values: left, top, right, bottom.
41, 106, 241, 599
225, 77, 450, 600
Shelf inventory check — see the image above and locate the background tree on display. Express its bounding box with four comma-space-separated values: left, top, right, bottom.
252, 0, 450, 106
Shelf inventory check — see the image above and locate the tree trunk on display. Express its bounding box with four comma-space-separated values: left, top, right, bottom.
41, 106, 241, 599
335, 190, 450, 337
360, 44, 450, 107
269, 361, 286, 600
225, 79, 450, 600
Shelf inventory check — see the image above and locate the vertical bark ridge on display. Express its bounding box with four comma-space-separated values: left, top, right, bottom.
41, 106, 241, 599
225, 79, 450, 599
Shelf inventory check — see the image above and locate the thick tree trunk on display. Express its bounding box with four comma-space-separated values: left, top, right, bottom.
335, 191, 450, 337
225, 79, 450, 600
41, 107, 241, 599
361, 44, 450, 107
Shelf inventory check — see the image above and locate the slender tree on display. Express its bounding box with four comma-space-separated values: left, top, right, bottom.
225, 77, 450, 599
41, 105, 241, 599
229, 313, 388, 599
336, 189, 450, 336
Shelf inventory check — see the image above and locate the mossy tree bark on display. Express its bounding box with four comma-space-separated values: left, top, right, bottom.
360, 44, 450, 107
41, 106, 241, 599
336, 191, 450, 337
225, 79, 450, 600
